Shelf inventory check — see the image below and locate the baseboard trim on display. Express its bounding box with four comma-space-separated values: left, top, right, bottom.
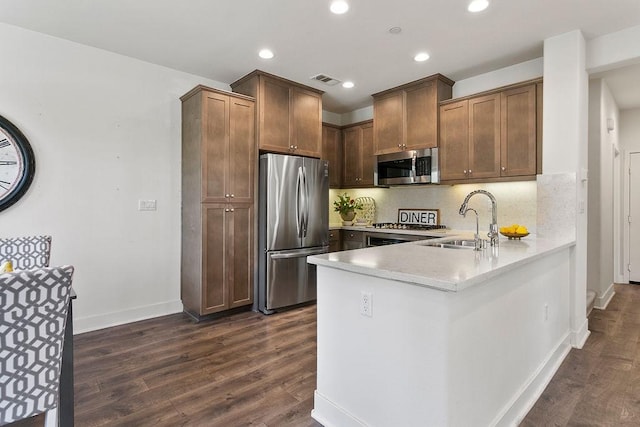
571, 317, 591, 349
594, 283, 615, 310
312, 391, 368, 427
493, 332, 572, 427
74, 300, 183, 334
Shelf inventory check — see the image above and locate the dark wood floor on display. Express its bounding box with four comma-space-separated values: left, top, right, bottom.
522, 283, 640, 426
11, 283, 640, 426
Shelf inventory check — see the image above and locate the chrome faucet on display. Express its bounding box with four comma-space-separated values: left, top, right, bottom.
461, 208, 485, 251
459, 190, 499, 246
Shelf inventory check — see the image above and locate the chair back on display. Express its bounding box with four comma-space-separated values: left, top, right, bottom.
0, 265, 74, 426
0, 236, 52, 270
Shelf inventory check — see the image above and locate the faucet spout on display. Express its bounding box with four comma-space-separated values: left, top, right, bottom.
458, 190, 499, 246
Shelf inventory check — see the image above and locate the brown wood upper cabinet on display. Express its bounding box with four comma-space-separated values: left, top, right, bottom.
180, 86, 255, 318
231, 70, 324, 158
372, 74, 454, 155
439, 80, 541, 183
322, 123, 343, 188
342, 121, 374, 188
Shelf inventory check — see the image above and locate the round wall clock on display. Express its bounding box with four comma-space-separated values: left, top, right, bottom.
0, 115, 36, 212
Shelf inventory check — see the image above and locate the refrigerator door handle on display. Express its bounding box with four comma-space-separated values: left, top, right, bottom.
269, 246, 330, 259
296, 166, 304, 238
303, 166, 310, 237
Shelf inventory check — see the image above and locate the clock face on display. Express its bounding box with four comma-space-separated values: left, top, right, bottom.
0, 115, 35, 212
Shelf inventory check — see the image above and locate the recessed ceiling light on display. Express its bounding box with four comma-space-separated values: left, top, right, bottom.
330, 0, 349, 14
258, 49, 274, 59
342, 81, 355, 89
468, 0, 489, 12
414, 52, 430, 62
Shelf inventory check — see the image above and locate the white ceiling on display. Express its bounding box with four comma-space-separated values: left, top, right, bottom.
0, 0, 639, 113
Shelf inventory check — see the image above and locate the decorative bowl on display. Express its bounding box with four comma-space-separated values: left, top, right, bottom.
500, 232, 530, 240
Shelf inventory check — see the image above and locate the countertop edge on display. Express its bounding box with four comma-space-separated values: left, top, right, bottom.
309, 235, 576, 292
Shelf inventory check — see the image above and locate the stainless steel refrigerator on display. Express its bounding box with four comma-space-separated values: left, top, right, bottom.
258, 153, 329, 314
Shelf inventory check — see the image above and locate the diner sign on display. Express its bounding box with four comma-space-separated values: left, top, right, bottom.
397, 208, 440, 226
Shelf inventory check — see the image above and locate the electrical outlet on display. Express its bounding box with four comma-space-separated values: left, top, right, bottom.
360, 291, 372, 317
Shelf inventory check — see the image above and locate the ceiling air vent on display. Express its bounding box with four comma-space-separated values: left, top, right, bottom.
310, 73, 341, 86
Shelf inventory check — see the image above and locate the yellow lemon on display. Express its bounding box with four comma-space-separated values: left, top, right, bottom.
516, 226, 528, 234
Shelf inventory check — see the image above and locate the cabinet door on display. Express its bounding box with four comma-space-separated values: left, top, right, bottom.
203, 204, 228, 314
360, 122, 375, 186
228, 204, 253, 308
202, 92, 229, 202
328, 229, 341, 252
468, 94, 501, 179
229, 97, 255, 203
342, 231, 365, 250
405, 81, 437, 149
373, 91, 404, 154
259, 77, 290, 153
292, 87, 322, 157
343, 126, 362, 187
501, 85, 537, 177
322, 125, 342, 188
439, 101, 470, 181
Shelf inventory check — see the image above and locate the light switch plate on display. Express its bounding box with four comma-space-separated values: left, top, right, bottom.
138, 199, 157, 211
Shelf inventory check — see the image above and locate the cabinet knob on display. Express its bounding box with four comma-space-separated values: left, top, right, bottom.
230, 208, 234, 212
294, 145, 298, 150
464, 170, 468, 174
468, 170, 472, 174
225, 194, 230, 198
230, 194, 235, 198
501, 166, 506, 171
225, 208, 229, 212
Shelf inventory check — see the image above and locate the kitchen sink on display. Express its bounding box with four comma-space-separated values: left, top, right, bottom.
419, 239, 480, 250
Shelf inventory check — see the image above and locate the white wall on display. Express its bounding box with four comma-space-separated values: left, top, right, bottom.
620, 108, 640, 152
0, 23, 229, 333
587, 79, 618, 308
542, 30, 589, 348
452, 58, 543, 99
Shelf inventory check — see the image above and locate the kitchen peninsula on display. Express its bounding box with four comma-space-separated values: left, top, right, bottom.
308, 233, 575, 427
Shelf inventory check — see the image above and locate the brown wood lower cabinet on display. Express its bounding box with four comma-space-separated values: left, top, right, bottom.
342, 230, 366, 250
196, 203, 253, 316
329, 229, 341, 252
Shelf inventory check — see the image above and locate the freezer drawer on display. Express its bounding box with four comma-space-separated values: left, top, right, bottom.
261, 246, 328, 313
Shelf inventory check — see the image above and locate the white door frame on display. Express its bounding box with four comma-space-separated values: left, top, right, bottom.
623, 150, 640, 283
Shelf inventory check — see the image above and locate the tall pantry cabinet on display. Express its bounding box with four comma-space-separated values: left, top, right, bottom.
181, 86, 255, 319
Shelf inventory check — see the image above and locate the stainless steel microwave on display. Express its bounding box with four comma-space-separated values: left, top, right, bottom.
374, 148, 439, 186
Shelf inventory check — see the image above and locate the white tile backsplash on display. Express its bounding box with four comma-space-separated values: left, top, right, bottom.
536, 173, 576, 239
330, 180, 537, 233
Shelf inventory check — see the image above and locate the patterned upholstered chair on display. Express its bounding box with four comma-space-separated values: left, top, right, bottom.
0, 265, 74, 427
0, 235, 52, 270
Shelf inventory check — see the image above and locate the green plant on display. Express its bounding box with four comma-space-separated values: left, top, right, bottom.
333, 193, 363, 215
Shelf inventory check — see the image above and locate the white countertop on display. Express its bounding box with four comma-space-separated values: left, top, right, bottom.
308, 233, 575, 292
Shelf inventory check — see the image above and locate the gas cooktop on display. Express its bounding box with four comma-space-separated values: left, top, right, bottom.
371, 223, 447, 231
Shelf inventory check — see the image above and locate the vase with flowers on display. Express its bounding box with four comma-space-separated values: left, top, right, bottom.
333, 193, 362, 224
